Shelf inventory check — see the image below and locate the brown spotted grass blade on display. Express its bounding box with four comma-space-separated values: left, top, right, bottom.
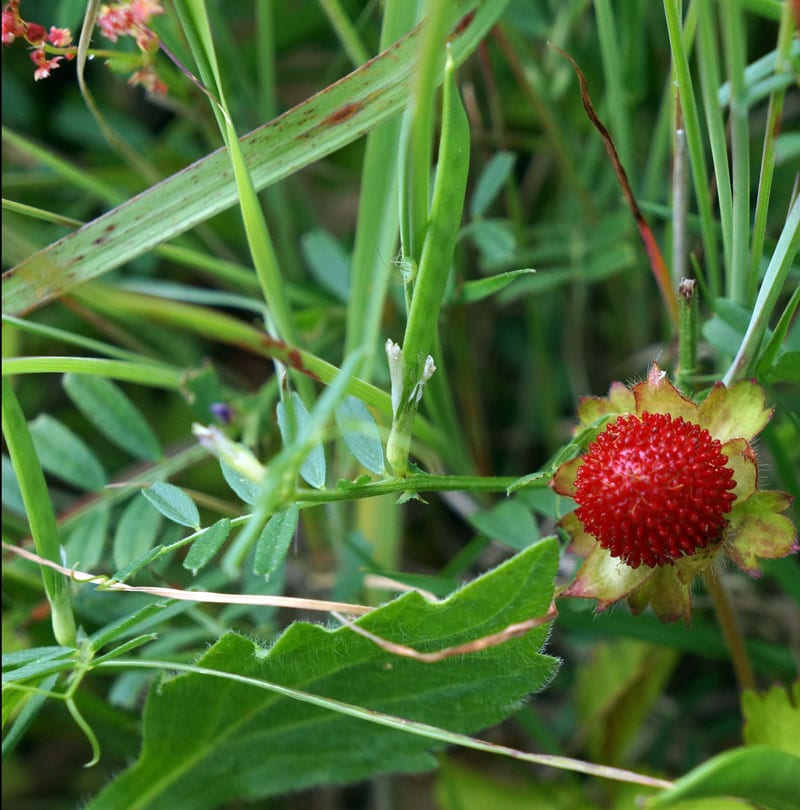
2, 0, 508, 317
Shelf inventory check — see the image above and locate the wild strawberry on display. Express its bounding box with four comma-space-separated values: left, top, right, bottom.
573, 412, 736, 568
551, 363, 797, 622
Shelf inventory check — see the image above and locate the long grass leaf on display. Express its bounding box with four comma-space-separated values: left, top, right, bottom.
3, 1, 508, 317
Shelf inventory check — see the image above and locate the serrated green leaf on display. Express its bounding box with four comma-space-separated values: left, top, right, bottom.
63, 374, 162, 461
64, 505, 110, 569
335, 395, 384, 474
113, 496, 162, 570
742, 683, 800, 757
469, 151, 516, 218
301, 229, 351, 302
183, 518, 232, 574
29, 414, 107, 491
455, 268, 536, 305
276, 391, 326, 489
142, 483, 200, 529
253, 506, 299, 578
87, 539, 560, 809
362, 568, 457, 598
220, 461, 259, 504
646, 746, 800, 810
467, 499, 539, 550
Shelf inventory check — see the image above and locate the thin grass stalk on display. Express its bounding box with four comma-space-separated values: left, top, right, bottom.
747, 2, 796, 302
593, 0, 633, 170
254, 0, 303, 283
1, 357, 182, 389
1, 314, 173, 366
642, 41, 689, 206
173, 1, 298, 350
401, 0, 451, 264
671, 114, 689, 287
723, 191, 800, 384
2, 126, 124, 205
663, 0, 722, 298
2, 378, 77, 647
319, 0, 370, 67
344, 0, 417, 373
695, 0, 733, 284
719, 0, 751, 305
387, 52, 470, 475
74, 0, 161, 187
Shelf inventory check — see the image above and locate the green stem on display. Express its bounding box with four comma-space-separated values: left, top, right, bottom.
2, 377, 76, 647
703, 566, 756, 692
723, 192, 800, 384
387, 51, 470, 475
663, 0, 722, 298
1, 357, 181, 389
319, 0, 370, 67
69, 283, 452, 460
344, 0, 415, 374
719, 0, 751, 305
97, 658, 674, 789
296, 473, 548, 504
746, 2, 795, 302
675, 277, 699, 393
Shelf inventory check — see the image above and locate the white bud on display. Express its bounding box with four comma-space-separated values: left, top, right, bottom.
192, 423, 265, 484
409, 355, 436, 406
385, 339, 404, 416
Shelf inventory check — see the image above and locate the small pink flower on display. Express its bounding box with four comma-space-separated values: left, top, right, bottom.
31, 47, 62, 79
130, 0, 163, 24
134, 24, 158, 53
97, 0, 162, 41
96, 6, 131, 42
3, 2, 74, 80
24, 19, 45, 44
128, 65, 167, 95
47, 25, 71, 47
2, 6, 24, 44
96, 1, 166, 95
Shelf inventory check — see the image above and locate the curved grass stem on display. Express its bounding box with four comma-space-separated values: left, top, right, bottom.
703, 565, 756, 692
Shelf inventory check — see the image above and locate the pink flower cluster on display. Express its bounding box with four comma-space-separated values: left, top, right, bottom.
2, 0, 73, 80
97, 0, 162, 45
97, 0, 167, 94
2, 0, 166, 93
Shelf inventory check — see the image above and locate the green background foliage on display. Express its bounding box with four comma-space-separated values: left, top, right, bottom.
2, 0, 798, 808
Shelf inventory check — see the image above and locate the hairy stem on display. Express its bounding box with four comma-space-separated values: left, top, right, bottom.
703, 565, 756, 692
